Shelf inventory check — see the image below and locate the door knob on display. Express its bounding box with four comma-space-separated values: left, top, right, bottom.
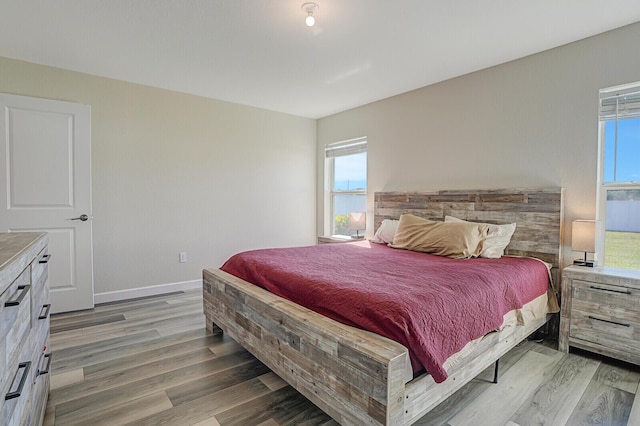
70, 214, 89, 221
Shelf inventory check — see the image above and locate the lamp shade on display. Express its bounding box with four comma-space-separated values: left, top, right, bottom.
349, 212, 366, 231
571, 220, 596, 253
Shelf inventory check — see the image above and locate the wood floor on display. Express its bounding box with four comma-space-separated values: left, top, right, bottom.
43, 289, 640, 426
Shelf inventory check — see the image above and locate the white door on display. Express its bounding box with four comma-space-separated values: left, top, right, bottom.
0, 93, 93, 313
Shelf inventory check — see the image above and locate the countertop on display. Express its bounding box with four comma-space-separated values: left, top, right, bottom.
0, 232, 47, 294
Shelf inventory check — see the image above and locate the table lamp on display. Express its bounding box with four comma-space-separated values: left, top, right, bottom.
572, 219, 596, 267
349, 212, 366, 238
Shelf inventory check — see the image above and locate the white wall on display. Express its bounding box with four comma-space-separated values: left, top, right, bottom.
317, 21, 640, 265
0, 56, 317, 299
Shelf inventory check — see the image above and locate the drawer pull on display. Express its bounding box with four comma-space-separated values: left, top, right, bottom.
5, 361, 31, 400
589, 285, 631, 295
4, 285, 31, 307
38, 353, 52, 376
588, 315, 630, 327
39, 254, 52, 264
38, 303, 52, 320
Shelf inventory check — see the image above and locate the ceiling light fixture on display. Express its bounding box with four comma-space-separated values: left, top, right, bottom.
302, 2, 319, 27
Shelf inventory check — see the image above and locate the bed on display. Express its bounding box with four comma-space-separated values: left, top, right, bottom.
202, 187, 564, 425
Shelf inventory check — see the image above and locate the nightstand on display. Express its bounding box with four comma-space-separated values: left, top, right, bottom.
559, 265, 640, 365
317, 235, 364, 244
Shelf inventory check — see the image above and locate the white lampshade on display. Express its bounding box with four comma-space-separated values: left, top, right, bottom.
571, 220, 596, 253
349, 212, 366, 231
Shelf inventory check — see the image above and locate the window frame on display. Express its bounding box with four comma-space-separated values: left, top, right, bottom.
324, 137, 367, 236
596, 82, 640, 269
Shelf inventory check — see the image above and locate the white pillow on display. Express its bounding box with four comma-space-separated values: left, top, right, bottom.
371, 219, 399, 244
444, 216, 516, 258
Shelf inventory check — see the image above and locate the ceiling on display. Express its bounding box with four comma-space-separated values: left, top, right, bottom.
2, 1, 640, 119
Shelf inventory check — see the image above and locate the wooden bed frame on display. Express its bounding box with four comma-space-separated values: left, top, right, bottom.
203, 188, 564, 425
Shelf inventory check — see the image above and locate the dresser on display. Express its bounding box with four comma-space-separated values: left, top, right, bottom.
559, 265, 640, 365
0, 233, 51, 426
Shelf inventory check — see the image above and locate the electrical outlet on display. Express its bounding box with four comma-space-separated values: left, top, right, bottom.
179, 252, 187, 263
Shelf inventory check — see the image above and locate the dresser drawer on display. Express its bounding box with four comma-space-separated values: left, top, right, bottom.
31, 336, 51, 426
0, 266, 31, 336
0, 345, 34, 426
0, 267, 32, 391
31, 311, 50, 376
31, 248, 50, 326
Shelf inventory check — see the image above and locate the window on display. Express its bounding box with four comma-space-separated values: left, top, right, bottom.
325, 137, 367, 236
598, 83, 640, 270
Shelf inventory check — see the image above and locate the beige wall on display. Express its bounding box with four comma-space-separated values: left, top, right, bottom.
0, 56, 317, 297
2, 20, 638, 298
317, 22, 640, 265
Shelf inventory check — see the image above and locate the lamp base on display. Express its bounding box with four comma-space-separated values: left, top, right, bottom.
573, 259, 597, 267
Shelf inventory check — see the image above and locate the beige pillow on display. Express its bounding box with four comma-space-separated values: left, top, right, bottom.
390, 214, 489, 259
444, 216, 516, 258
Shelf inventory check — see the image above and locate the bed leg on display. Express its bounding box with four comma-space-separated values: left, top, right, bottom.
212, 322, 223, 335
493, 359, 500, 384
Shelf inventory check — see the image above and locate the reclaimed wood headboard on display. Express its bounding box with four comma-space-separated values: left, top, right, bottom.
374, 187, 564, 285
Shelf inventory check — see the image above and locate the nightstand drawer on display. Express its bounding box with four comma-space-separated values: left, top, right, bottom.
569, 308, 640, 354
572, 279, 640, 317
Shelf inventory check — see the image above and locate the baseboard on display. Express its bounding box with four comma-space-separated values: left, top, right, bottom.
94, 279, 202, 304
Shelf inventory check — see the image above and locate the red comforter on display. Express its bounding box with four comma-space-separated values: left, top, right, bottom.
221, 240, 550, 383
